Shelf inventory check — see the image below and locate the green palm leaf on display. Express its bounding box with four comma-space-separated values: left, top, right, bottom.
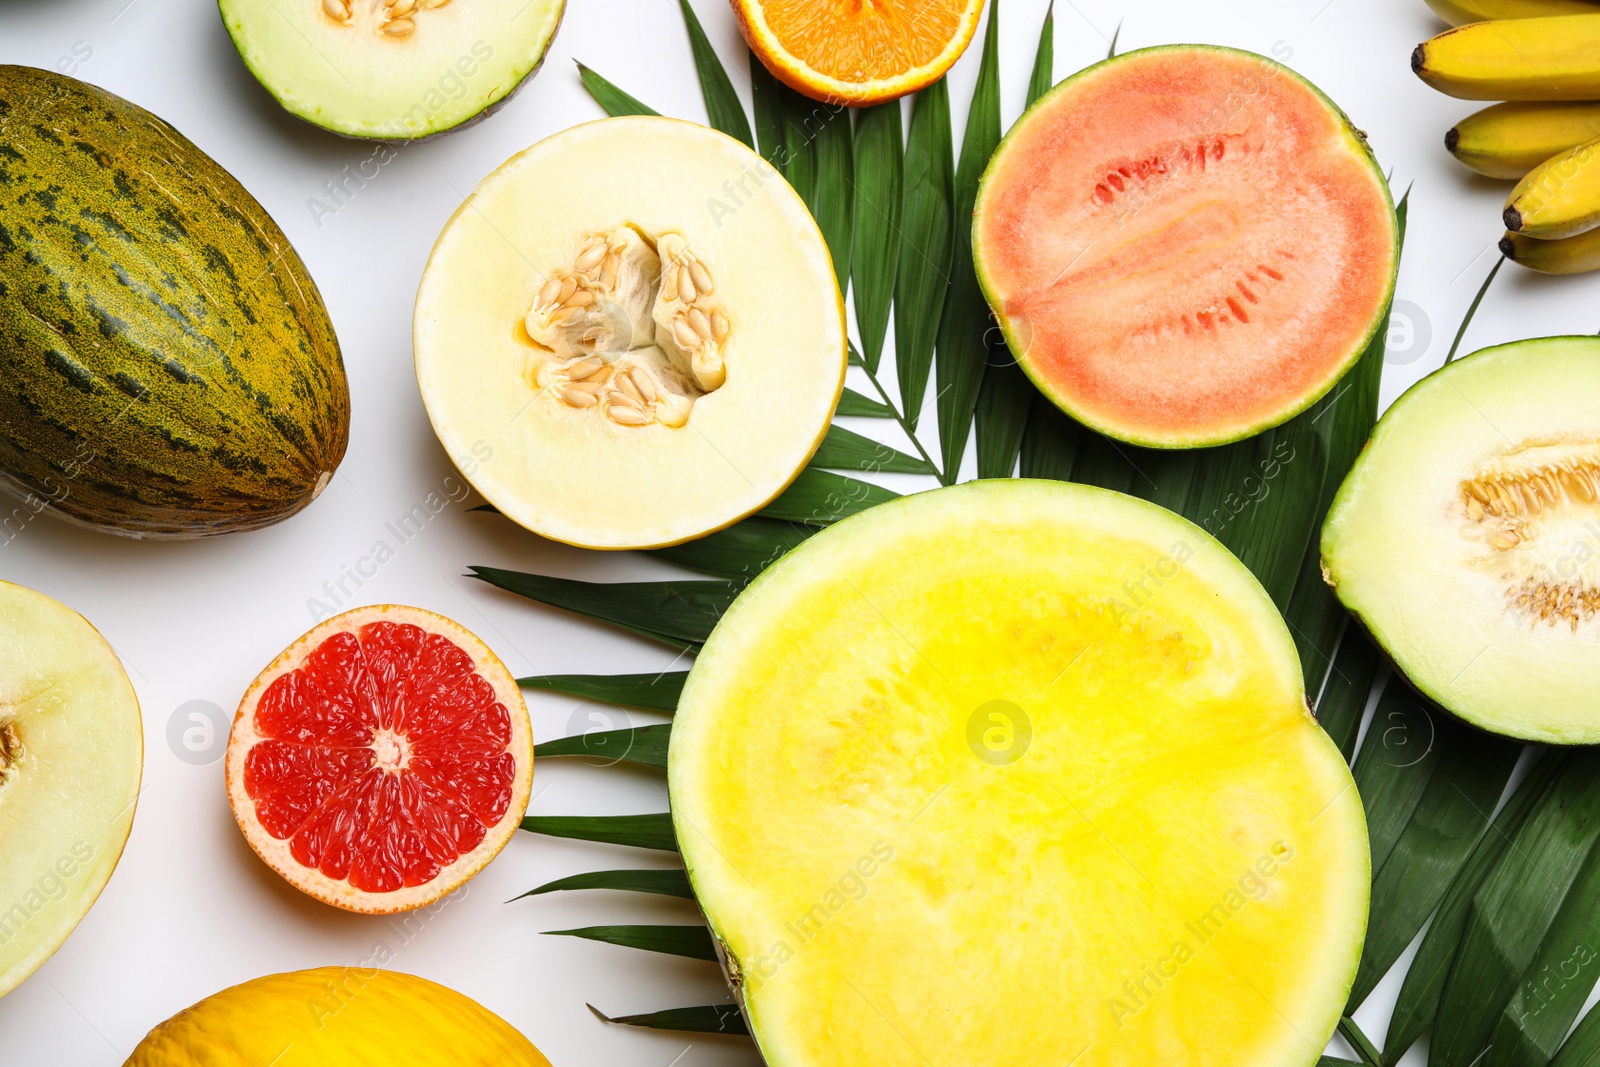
1431, 751, 1600, 1067
469, 567, 735, 648
837, 388, 895, 418
575, 62, 659, 117
1348, 711, 1520, 1008
934, 0, 1004, 481
648, 518, 813, 580
537, 724, 672, 769
759, 468, 900, 525
516, 869, 694, 900
545, 924, 717, 961
675, 0, 752, 147
591, 1003, 748, 1035
519, 671, 686, 711
812, 424, 934, 474
895, 79, 956, 428
1310, 626, 1378, 760
974, 1, 1055, 479
1385, 754, 1564, 1060
520, 813, 678, 852
852, 101, 904, 374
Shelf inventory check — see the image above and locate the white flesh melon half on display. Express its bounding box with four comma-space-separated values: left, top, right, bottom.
0, 582, 142, 997
219, 0, 565, 139
414, 116, 846, 549
671, 480, 1368, 1067
1323, 336, 1600, 743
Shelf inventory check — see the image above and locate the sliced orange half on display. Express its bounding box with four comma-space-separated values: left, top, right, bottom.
732, 0, 987, 106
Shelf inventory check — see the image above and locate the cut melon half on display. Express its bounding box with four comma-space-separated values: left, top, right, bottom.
0, 582, 142, 997
974, 46, 1399, 448
415, 116, 846, 549
1323, 336, 1600, 744
671, 480, 1368, 1067
218, 0, 565, 139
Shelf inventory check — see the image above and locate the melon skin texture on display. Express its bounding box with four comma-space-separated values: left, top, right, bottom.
1323, 336, 1600, 744
974, 46, 1398, 449
672, 480, 1368, 1067
414, 116, 846, 550
126, 968, 552, 1066
218, 0, 565, 140
0, 581, 142, 998
0, 66, 349, 539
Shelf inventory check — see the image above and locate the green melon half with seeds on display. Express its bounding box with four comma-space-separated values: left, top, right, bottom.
671, 479, 1368, 1067
219, 0, 566, 140
0, 66, 348, 539
1323, 336, 1600, 744
974, 45, 1398, 448
0, 581, 142, 998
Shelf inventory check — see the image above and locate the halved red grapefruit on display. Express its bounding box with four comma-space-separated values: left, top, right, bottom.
226, 605, 531, 914
973, 45, 1399, 448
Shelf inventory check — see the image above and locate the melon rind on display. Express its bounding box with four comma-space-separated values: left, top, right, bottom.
671, 480, 1368, 1067
1322, 336, 1600, 744
0, 582, 142, 998
973, 45, 1398, 449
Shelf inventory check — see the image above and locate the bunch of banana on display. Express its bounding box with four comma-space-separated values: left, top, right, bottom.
1416, 1, 1600, 272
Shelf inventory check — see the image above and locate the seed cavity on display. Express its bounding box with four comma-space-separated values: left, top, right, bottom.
524, 226, 730, 429
1460, 443, 1600, 629
0, 722, 21, 788
319, 0, 452, 38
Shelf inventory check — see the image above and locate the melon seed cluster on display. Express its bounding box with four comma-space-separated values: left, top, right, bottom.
524, 226, 732, 429
1461, 450, 1600, 628
319, 0, 453, 39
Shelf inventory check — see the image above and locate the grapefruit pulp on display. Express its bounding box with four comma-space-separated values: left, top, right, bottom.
226, 606, 531, 913
973, 46, 1398, 448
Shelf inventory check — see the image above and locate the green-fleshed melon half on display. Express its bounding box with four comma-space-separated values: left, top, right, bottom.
219, 0, 565, 140
974, 45, 1398, 449
1323, 336, 1600, 744
671, 479, 1368, 1067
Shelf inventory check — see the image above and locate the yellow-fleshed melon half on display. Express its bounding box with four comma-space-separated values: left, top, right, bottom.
671, 480, 1368, 1067
414, 116, 846, 550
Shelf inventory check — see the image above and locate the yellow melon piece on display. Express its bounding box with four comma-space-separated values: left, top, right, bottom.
414, 116, 846, 550
670, 480, 1367, 1067
125, 967, 550, 1065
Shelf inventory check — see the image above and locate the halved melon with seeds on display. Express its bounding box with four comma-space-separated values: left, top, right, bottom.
672, 480, 1368, 1067
1323, 336, 1600, 744
218, 0, 565, 139
0, 582, 141, 998
226, 605, 531, 913
414, 116, 846, 549
974, 45, 1399, 448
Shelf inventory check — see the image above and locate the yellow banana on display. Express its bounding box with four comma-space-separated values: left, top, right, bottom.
1501, 226, 1600, 271
1427, 0, 1600, 24
1504, 134, 1600, 237
1448, 101, 1600, 177
1415, 15, 1600, 99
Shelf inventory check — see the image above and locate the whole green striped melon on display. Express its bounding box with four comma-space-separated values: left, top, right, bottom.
0, 66, 349, 539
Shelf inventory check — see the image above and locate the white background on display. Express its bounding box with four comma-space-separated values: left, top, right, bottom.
0, 0, 1585, 1063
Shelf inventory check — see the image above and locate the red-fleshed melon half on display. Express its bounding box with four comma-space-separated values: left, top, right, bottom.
974, 46, 1398, 449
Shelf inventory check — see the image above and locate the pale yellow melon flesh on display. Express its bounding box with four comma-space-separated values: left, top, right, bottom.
0, 581, 142, 997
414, 116, 846, 550
671, 481, 1367, 1067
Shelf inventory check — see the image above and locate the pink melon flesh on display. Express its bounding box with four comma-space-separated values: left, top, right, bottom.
975, 46, 1397, 448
